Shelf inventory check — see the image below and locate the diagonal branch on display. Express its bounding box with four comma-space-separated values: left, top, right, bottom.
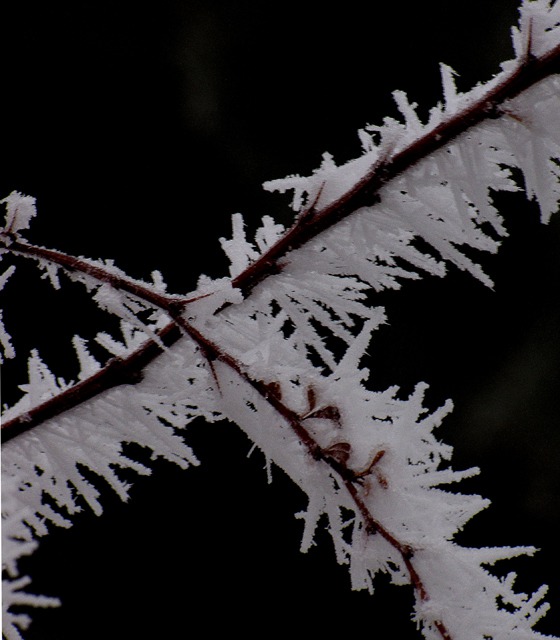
0, 240, 208, 313
3, 40, 560, 442
232, 42, 560, 297
2, 239, 453, 636
0, 319, 182, 443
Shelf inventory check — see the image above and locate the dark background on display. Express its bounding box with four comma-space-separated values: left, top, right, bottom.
2, 1, 559, 638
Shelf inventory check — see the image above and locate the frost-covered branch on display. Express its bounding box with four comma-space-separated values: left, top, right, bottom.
233, 32, 560, 298
2, 2, 560, 639
3, 18, 560, 440
0, 318, 181, 442
1, 242, 457, 638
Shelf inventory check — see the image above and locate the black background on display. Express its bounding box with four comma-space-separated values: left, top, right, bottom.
2, 1, 559, 638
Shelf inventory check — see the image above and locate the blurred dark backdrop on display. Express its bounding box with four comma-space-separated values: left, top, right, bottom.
2, 1, 559, 638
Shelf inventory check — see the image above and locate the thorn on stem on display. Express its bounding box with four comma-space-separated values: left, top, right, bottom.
298, 182, 326, 223
365, 520, 379, 535
301, 385, 342, 426
523, 17, 536, 66
324, 441, 352, 466
106, 357, 145, 386
264, 381, 282, 400
355, 449, 386, 479
306, 386, 317, 412
304, 405, 342, 425
401, 544, 414, 561
197, 345, 221, 393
